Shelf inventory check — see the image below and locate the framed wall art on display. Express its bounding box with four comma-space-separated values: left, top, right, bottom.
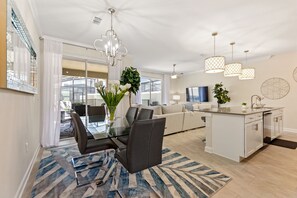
0, 0, 38, 94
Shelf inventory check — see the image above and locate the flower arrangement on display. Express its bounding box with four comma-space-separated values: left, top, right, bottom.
95, 80, 131, 122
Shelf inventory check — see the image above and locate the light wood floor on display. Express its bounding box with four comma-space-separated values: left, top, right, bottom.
23, 129, 297, 198
163, 129, 297, 198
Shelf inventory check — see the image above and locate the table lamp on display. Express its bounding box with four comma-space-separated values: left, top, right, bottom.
173, 95, 181, 104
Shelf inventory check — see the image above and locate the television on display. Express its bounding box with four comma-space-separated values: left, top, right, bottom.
186, 86, 208, 102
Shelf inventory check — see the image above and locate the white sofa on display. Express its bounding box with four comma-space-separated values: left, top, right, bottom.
137, 104, 208, 135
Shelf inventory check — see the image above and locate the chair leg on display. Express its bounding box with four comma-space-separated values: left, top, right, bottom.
74, 165, 103, 187
72, 150, 109, 169
96, 160, 118, 186
73, 149, 118, 187
109, 161, 123, 198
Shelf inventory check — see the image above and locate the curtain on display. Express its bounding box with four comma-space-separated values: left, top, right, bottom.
162, 74, 171, 105
108, 62, 126, 118
135, 70, 142, 104
41, 39, 63, 147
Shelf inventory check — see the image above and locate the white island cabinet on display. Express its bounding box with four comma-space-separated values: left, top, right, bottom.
199, 107, 283, 162
244, 113, 263, 157
264, 109, 283, 142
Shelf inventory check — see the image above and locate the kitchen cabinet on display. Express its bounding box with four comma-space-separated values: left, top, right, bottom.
200, 107, 283, 162
272, 110, 283, 139
245, 119, 263, 157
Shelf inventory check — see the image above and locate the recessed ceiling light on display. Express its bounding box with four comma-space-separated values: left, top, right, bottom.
93, 16, 102, 24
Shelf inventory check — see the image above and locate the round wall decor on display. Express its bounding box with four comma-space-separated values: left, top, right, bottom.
293, 67, 297, 82
261, 77, 290, 100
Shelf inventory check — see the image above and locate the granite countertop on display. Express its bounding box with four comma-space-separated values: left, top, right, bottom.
198, 106, 283, 115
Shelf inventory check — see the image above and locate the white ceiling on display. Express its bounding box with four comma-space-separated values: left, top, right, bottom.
31, 0, 297, 74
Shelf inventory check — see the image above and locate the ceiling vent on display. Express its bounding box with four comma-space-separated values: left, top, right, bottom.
93, 16, 102, 24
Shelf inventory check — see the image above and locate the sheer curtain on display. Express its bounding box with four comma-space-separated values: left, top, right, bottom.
135, 70, 142, 104
40, 39, 63, 147
108, 63, 126, 118
162, 74, 171, 105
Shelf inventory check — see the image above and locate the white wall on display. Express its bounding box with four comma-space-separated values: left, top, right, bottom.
0, 1, 40, 198
171, 52, 297, 132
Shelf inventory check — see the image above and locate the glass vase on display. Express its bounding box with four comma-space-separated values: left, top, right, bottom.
105, 105, 117, 123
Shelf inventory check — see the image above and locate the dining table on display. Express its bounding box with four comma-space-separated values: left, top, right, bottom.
80, 115, 130, 141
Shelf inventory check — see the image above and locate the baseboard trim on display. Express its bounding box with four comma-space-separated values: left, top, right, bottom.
15, 145, 40, 198
205, 146, 213, 153
284, 128, 297, 133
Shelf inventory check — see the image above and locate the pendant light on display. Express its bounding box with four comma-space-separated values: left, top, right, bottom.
94, 8, 128, 66
239, 50, 255, 80
171, 64, 177, 79
224, 42, 242, 77
205, 32, 225, 73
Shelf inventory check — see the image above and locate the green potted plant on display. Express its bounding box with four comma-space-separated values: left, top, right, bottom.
213, 82, 231, 108
120, 67, 140, 106
241, 102, 248, 110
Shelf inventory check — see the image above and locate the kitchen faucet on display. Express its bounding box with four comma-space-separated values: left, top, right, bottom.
251, 95, 264, 109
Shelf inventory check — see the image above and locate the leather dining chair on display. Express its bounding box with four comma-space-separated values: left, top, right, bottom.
96, 118, 166, 188
136, 108, 154, 120
71, 112, 118, 186
125, 107, 138, 126
71, 112, 94, 142
73, 104, 88, 116
117, 108, 154, 145
88, 106, 106, 123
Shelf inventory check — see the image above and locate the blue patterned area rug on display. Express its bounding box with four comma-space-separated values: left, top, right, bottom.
31, 145, 231, 197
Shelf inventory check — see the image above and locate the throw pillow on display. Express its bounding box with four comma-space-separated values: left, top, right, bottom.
162, 104, 183, 114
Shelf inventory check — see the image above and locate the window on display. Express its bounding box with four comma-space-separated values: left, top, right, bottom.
60, 59, 108, 107
61, 76, 106, 105
141, 76, 162, 106
60, 58, 108, 139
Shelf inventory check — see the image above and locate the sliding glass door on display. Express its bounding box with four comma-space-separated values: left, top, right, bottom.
141, 76, 162, 106
60, 58, 108, 138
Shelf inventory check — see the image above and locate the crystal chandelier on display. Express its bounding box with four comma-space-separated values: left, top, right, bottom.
239, 50, 255, 80
224, 42, 242, 77
205, 32, 225, 73
94, 8, 128, 66
171, 64, 177, 79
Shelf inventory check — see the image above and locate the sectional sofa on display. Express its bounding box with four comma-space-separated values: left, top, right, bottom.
133, 104, 210, 135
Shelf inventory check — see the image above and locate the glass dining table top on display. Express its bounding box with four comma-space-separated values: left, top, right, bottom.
80, 116, 130, 140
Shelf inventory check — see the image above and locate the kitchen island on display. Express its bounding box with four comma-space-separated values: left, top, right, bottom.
199, 107, 283, 162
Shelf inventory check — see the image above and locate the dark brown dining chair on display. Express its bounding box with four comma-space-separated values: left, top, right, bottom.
97, 118, 166, 187
88, 106, 106, 123
71, 112, 94, 142
136, 108, 154, 120
71, 112, 118, 186
125, 107, 138, 126
118, 108, 154, 145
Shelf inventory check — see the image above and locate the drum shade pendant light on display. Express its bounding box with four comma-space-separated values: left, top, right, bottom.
171, 64, 177, 79
224, 42, 242, 77
205, 32, 225, 73
239, 50, 255, 80
94, 8, 128, 66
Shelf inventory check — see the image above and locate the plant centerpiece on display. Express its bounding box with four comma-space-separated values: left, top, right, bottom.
120, 67, 140, 106
95, 80, 131, 122
213, 82, 231, 108
241, 102, 247, 109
